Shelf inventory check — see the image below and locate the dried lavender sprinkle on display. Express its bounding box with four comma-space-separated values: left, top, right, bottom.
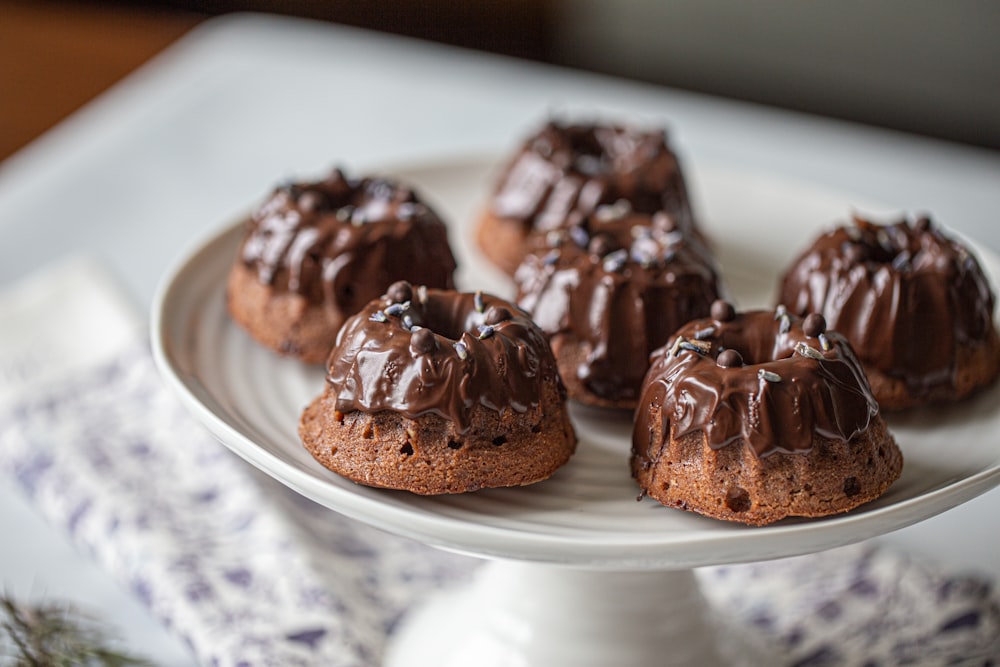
543, 249, 561, 266
569, 226, 590, 248
402, 314, 414, 330
774, 304, 787, 319
818, 333, 831, 351
758, 369, 782, 383
693, 326, 716, 340
795, 342, 825, 360
477, 325, 495, 340
679, 340, 711, 355
474, 291, 485, 313
892, 250, 912, 271
669, 336, 684, 357
369, 310, 388, 323
602, 248, 629, 273
385, 301, 410, 317
779, 314, 792, 334
453, 342, 469, 360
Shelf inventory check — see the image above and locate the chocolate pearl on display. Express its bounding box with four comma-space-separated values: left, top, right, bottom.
409, 328, 437, 355
803, 313, 827, 337
485, 306, 512, 326
386, 280, 413, 303
717, 349, 743, 368
711, 300, 736, 322
588, 233, 619, 258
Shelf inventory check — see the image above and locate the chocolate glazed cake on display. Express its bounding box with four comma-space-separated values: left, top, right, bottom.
632, 303, 903, 526
299, 282, 577, 494
779, 214, 1000, 409
515, 207, 723, 409
477, 120, 697, 275
227, 169, 457, 363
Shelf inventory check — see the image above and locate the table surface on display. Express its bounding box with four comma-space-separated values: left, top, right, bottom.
2, 13, 999, 665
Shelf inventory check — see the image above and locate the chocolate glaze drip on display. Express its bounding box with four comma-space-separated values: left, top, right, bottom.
326, 286, 562, 432
633, 308, 878, 461
490, 120, 695, 235
779, 215, 996, 399
515, 209, 722, 403
239, 169, 456, 313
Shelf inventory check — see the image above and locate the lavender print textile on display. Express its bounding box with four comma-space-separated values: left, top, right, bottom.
0, 258, 998, 666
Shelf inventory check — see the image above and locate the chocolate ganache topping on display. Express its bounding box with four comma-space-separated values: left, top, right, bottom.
779, 215, 996, 398
490, 120, 695, 235
239, 169, 456, 313
515, 206, 722, 403
325, 283, 562, 432
633, 306, 879, 460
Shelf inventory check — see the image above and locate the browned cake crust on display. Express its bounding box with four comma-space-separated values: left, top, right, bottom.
864, 327, 1000, 411
632, 305, 903, 526
300, 380, 576, 495
475, 211, 529, 276
227, 263, 346, 364
227, 170, 457, 363
632, 415, 903, 526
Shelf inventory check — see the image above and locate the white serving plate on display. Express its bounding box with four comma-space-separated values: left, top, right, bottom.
152, 156, 1000, 570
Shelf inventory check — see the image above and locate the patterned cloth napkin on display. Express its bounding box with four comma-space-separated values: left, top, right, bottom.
0, 257, 997, 666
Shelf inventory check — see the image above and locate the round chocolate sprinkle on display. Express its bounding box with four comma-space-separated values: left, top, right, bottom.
717, 349, 743, 368
386, 280, 413, 304
485, 306, 512, 326
711, 300, 736, 322
588, 233, 618, 258
802, 313, 827, 337
409, 327, 437, 355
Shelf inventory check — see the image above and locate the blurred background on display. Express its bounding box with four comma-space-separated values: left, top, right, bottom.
2, 0, 999, 161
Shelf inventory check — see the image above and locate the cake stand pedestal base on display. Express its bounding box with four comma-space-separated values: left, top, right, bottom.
385, 560, 735, 667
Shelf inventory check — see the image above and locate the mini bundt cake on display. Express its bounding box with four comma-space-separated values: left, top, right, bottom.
227, 169, 457, 363
779, 214, 1000, 409
515, 207, 723, 409
299, 282, 577, 494
477, 119, 697, 275
632, 302, 903, 526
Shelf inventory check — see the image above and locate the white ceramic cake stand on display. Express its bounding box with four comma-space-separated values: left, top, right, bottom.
152, 158, 1000, 666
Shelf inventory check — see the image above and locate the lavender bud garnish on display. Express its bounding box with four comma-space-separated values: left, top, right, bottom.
758, 369, 783, 383
693, 326, 716, 341
385, 301, 410, 317
453, 341, 469, 360
369, 310, 388, 323
602, 248, 629, 273
795, 342, 825, 360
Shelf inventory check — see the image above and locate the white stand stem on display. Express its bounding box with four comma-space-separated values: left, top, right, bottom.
384, 560, 726, 667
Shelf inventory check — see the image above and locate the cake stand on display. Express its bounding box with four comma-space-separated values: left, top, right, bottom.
152, 158, 1000, 666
